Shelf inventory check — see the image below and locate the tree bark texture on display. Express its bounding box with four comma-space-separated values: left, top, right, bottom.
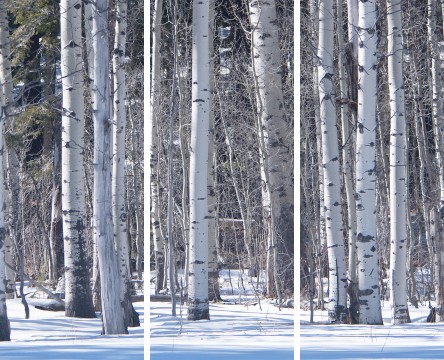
60, 0, 96, 319
188, 0, 211, 321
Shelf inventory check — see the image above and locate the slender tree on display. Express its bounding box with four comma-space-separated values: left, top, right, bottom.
60, 0, 96, 319
188, 0, 211, 321
317, 0, 347, 323
151, 0, 165, 296
0, 0, 10, 341
387, 0, 410, 325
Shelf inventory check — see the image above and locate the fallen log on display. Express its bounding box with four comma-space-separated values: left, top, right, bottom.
150, 294, 180, 302
27, 299, 65, 312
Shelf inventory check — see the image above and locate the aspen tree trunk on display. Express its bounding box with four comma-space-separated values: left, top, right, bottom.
112, 0, 138, 327
0, 0, 10, 340
309, 0, 325, 310
336, 0, 358, 323
249, 0, 294, 299
91, 0, 127, 334
427, 0, 444, 322
387, 0, 410, 324
0, 3, 15, 300
356, 0, 383, 325
188, 0, 210, 321
60, 0, 96, 319
150, 0, 165, 295
317, 0, 347, 323
207, 0, 220, 302
84, 0, 101, 310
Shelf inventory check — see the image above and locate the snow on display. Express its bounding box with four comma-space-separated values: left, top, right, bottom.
150, 269, 295, 359
0, 297, 144, 359
300, 301, 444, 359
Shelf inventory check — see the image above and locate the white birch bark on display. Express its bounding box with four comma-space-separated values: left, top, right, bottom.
356, 0, 383, 325
0, 0, 10, 340
318, 0, 347, 323
188, 0, 210, 321
387, 0, 410, 325
91, 0, 127, 334
249, 0, 294, 298
60, 0, 96, 319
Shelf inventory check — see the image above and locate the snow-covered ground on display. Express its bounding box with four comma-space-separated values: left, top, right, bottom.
0, 295, 144, 359
150, 269, 295, 360
300, 302, 444, 359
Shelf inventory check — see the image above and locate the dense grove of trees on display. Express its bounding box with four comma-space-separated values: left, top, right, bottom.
0, 0, 143, 340
301, 0, 444, 324
150, 0, 294, 320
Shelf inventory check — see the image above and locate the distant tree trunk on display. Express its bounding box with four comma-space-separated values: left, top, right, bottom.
387, 0, 410, 324
356, 0, 383, 325
207, 0, 220, 303
249, 0, 294, 300
188, 0, 210, 321
151, 0, 165, 296
91, 0, 127, 334
0, 0, 11, 341
48, 128, 61, 284
309, 0, 325, 311
60, 0, 96, 319
1, 0, 19, 302
427, 0, 444, 322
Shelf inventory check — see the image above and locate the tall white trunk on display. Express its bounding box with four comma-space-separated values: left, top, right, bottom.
387, 0, 410, 325
356, 0, 383, 325
0, 2, 14, 300
188, 0, 210, 321
91, 0, 127, 334
60, 0, 96, 319
112, 0, 135, 327
0, 0, 10, 340
249, 0, 294, 298
318, 0, 347, 323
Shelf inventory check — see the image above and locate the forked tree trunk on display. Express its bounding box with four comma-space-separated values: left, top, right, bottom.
188, 0, 210, 321
60, 0, 96, 319
387, 0, 410, 324
355, 0, 383, 325
91, 0, 127, 334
